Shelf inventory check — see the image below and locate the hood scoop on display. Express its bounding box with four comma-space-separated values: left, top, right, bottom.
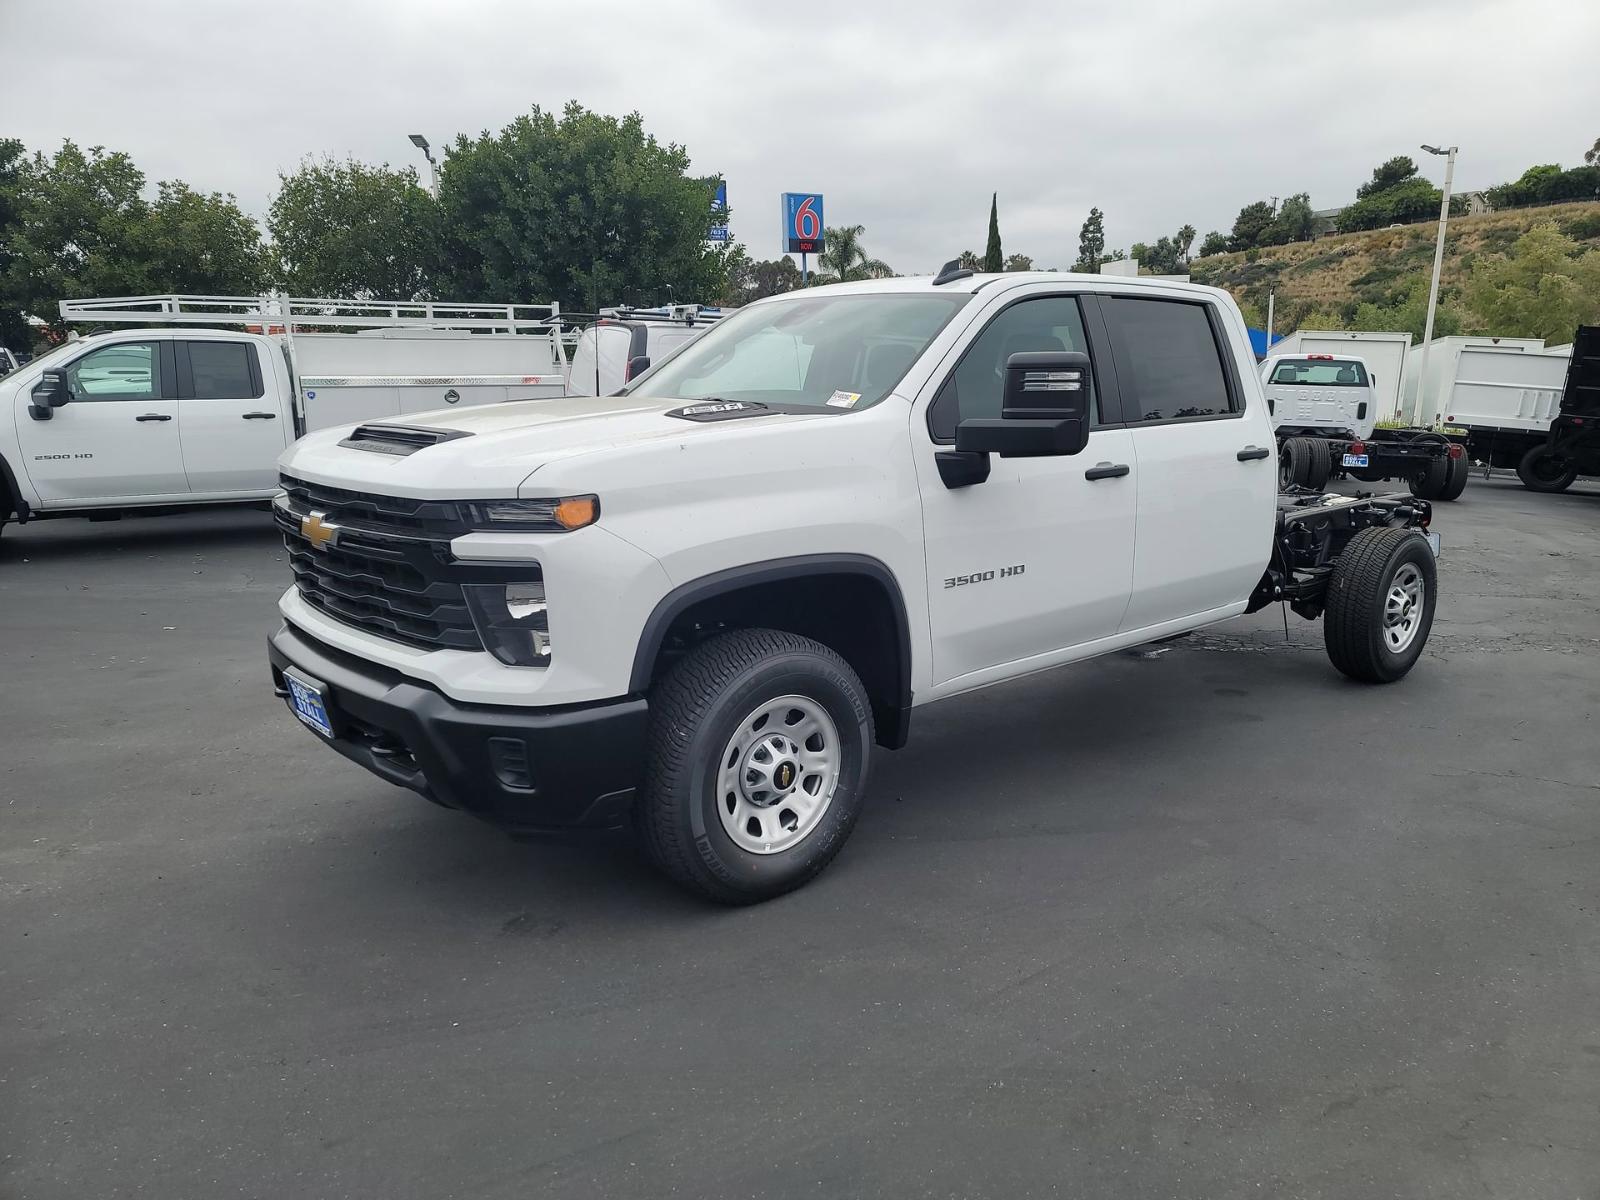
666, 400, 770, 422
337, 423, 474, 456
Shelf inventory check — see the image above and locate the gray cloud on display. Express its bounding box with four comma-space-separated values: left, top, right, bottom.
3, 0, 1596, 281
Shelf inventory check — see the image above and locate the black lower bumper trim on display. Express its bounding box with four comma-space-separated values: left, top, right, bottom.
268, 622, 649, 832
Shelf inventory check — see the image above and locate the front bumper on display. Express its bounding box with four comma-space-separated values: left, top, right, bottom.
268, 621, 649, 832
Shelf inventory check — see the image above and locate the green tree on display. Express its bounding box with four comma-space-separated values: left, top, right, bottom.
440, 102, 727, 311
140, 181, 269, 296
1486, 163, 1600, 209
1339, 177, 1460, 232
1357, 156, 1419, 199
1197, 230, 1229, 257
1587, 136, 1600, 166
720, 246, 802, 305
1074, 207, 1105, 272
983, 193, 1003, 272
1229, 200, 1275, 251
1265, 193, 1314, 244
0, 138, 30, 349
814, 224, 891, 283
1348, 275, 1463, 341
1176, 223, 1196, 263
1463, 222, 1600, 340
956, 249, 982, 271
1003, 252, 1034, 271
269, 157, 441, 299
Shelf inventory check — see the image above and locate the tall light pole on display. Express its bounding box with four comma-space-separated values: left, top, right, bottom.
408, 133, 440, 199
1412, 143, 1457, 425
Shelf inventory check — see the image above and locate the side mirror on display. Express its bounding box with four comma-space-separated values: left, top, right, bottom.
29, 369, 70, 420
954, 351, 1093, 457
624, 354, 651, 382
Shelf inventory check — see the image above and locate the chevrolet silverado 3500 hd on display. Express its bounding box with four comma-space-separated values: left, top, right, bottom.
268, 266, 1440, 903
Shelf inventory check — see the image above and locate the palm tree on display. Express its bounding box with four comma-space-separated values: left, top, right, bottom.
815, 224, 892, 283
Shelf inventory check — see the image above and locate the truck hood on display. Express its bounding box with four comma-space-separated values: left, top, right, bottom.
278, 394, 827, 497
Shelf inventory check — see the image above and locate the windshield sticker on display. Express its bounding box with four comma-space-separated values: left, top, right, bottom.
826, 390, 862, 409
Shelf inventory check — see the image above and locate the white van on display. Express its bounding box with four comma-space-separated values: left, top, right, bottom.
566, 305, 728, 397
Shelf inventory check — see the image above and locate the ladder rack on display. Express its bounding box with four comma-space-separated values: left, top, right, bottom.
58, 293, 563, 334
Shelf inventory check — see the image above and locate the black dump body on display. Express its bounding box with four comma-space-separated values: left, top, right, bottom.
1547, 325, 1600, 474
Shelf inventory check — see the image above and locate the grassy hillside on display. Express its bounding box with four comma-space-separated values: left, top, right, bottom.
1188, 202, 1600, 336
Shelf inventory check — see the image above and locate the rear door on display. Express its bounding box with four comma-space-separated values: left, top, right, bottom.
17, 338, 189, 502
176, 339, 287, 494
1097, 294, 1276, 633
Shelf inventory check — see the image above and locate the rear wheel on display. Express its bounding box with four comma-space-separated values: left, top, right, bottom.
637, 628, 873, 904
1516, 443, 1578, 493
1435, 453, 1470, 501
1280, 437, 1330, 489
1323, 527, 1437, 683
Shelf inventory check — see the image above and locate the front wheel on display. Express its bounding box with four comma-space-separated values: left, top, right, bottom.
637, 629, 873, 903
1323, 527, 1438, 683
1516, 443, 1578, 493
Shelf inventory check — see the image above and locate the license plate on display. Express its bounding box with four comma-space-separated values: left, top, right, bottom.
284, 669, 334, 737
1343, 453, 1369, 468
1426, 531, 1441, 557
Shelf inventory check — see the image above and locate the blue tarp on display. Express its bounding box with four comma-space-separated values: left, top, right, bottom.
1248, 327, 1285, 359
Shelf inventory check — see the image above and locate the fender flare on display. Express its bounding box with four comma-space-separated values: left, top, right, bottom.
628, 553, 914, 746
0, 451, 28, 523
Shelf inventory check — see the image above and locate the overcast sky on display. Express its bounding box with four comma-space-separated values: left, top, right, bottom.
4, 0, 1597, 279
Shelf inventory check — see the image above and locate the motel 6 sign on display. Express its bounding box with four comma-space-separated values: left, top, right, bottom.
782, 193, 825, 255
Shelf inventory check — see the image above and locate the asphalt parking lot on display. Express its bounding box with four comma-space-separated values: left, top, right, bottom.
5, 476, 1599, 1200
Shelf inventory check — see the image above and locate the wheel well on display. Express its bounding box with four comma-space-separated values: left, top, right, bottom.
633, 561, 912, 750
0, 452, 23, 523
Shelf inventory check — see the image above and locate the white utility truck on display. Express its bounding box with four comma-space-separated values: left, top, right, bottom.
1261, 352, 1467, 500
1266, 329, 1412, 421
0, 294, 566, 536
565, 304, 727, 397
268, 266, 1442, 903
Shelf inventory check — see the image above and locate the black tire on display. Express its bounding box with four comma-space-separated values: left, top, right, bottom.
636, 628, 873, 904
1323, 527, 1437, 683
1516, 443, 1578, 493
1408, 454, 1450, 500
1435, 453, 1470, 501
1277, 438, 1302, 490
1304, 438, 1332, 489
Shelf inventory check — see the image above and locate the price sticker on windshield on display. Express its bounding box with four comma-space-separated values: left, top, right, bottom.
826, 390, 862, 409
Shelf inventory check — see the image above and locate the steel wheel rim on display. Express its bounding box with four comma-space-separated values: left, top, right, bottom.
715, 694, 840, 855
1383, 562, 1425, 653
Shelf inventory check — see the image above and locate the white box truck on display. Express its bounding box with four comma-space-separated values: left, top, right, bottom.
0, 294, 567, 537
1401, 335, 1546, 426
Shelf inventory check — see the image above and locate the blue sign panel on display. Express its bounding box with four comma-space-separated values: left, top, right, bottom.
781, 192, 824, 254
709, 179, 729, 243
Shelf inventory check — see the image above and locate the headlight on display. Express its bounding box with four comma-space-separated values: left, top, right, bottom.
465, 496, 598, 531
463, 581, 551, 666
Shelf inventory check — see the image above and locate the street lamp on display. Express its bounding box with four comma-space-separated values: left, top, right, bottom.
1412, 142, 1457, 425
408, 133, 440, 199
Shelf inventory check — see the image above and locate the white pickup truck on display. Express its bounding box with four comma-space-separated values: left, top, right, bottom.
268, 267, 1442, 903
0, 295, 567, 537
1261, 352, 1468, 501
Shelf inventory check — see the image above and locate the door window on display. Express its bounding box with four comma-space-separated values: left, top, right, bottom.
188, 341, 260, 398
1100, 298, 1238, 423
66, 341, 164, 401
928, 295, 1098, 442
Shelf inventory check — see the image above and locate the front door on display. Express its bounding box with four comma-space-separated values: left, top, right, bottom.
19, 339, 189, 503
913, 291, 1137, 689
177, 339, 287, 494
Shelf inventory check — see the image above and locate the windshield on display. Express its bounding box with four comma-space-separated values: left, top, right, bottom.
1269, 358, 1370, 387
625, 292, 971, 410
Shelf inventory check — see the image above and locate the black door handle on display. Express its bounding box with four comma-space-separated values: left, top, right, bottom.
242, 411, 277, 420
1237, 445, 1271, 461
1085, 462, 1130, 480
135, 413, 172, 422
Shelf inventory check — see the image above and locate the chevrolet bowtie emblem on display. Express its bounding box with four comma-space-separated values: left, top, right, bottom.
301, 511, 340, 551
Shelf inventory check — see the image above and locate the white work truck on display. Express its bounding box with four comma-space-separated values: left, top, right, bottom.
0, 294, 566, 535
268, 266, 1442, 903
1262, 352, 1468, 501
